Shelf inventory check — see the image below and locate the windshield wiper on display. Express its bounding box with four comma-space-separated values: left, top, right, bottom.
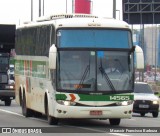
77, 56, 91, 90
76, 65, 90, 90
99, 66, 116, 92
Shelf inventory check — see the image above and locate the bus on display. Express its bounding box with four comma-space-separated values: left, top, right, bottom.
15, 14, 144, 125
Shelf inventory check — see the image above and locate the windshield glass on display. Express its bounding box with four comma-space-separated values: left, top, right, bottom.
57, 50, 133, 92
134, 83, 153, 94
57, 29, 132, 48
0, 57, 9, 72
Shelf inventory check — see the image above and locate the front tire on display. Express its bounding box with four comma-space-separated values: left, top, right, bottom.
47, 106, 58, 125
4, 99, 11, 106
45, 97, 58, 125
140, 113, 145, 117
48, 115, 59, 125
152, 112, 159, 118
109, 118, 121, 125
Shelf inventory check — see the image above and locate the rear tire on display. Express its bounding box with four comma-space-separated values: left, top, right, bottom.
152, 112, 158, 118
22, 93, 33, 117
109, 118, 121, 125
19, 90, 22, 106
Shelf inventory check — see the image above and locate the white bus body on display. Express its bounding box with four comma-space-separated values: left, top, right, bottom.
15, 14, 143, 125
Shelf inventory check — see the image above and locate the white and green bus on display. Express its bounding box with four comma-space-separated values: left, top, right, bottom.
15, 14, 144, 125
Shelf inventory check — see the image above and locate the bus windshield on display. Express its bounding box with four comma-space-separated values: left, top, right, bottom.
57, 50, 133, 93
57, 29, 132, 48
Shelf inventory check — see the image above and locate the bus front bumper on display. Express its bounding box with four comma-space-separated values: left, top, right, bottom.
53, 104, 133, 119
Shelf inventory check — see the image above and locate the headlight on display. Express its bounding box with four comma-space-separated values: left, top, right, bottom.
57, 100, 76, 106
116, 100, 133, 106
152, 100, 159, 105
5, 85, 14, 89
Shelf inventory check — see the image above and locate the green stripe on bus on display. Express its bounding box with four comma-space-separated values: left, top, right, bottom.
79, 94, 134, 101
55, 93, 134, 101
56, 94, 67, 100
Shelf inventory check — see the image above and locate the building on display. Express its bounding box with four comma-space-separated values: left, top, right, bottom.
144, 26, 160, 68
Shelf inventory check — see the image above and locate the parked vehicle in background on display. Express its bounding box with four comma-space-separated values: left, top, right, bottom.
0, 53, 15, 106
0, 24, 15, 106
133, 82, 159, 117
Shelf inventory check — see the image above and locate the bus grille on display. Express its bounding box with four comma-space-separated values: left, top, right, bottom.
0, 74, 8, 83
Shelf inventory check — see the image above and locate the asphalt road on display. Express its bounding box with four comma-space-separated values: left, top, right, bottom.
0, 100, 159, 136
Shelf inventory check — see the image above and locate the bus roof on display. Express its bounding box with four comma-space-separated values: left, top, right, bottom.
17, 14, 130, 30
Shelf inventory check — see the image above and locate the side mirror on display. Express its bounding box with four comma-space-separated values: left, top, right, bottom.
49, 44, 57, 69
134, 45, 144, 70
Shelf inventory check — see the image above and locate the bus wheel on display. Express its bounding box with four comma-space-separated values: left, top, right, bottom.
22, 94, 32, 117
48, 115, 59, 125
109, 118, 121, 125
46, 106, 58, 125
19, 90, 22, 106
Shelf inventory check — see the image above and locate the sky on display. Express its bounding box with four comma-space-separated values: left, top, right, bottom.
0, 0, 122, 25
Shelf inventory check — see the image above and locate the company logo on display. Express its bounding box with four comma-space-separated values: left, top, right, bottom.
2, 128, 11, 133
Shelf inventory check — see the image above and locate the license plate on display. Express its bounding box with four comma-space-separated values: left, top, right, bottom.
139, 104, 149, 108
90, 110, 102, 115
